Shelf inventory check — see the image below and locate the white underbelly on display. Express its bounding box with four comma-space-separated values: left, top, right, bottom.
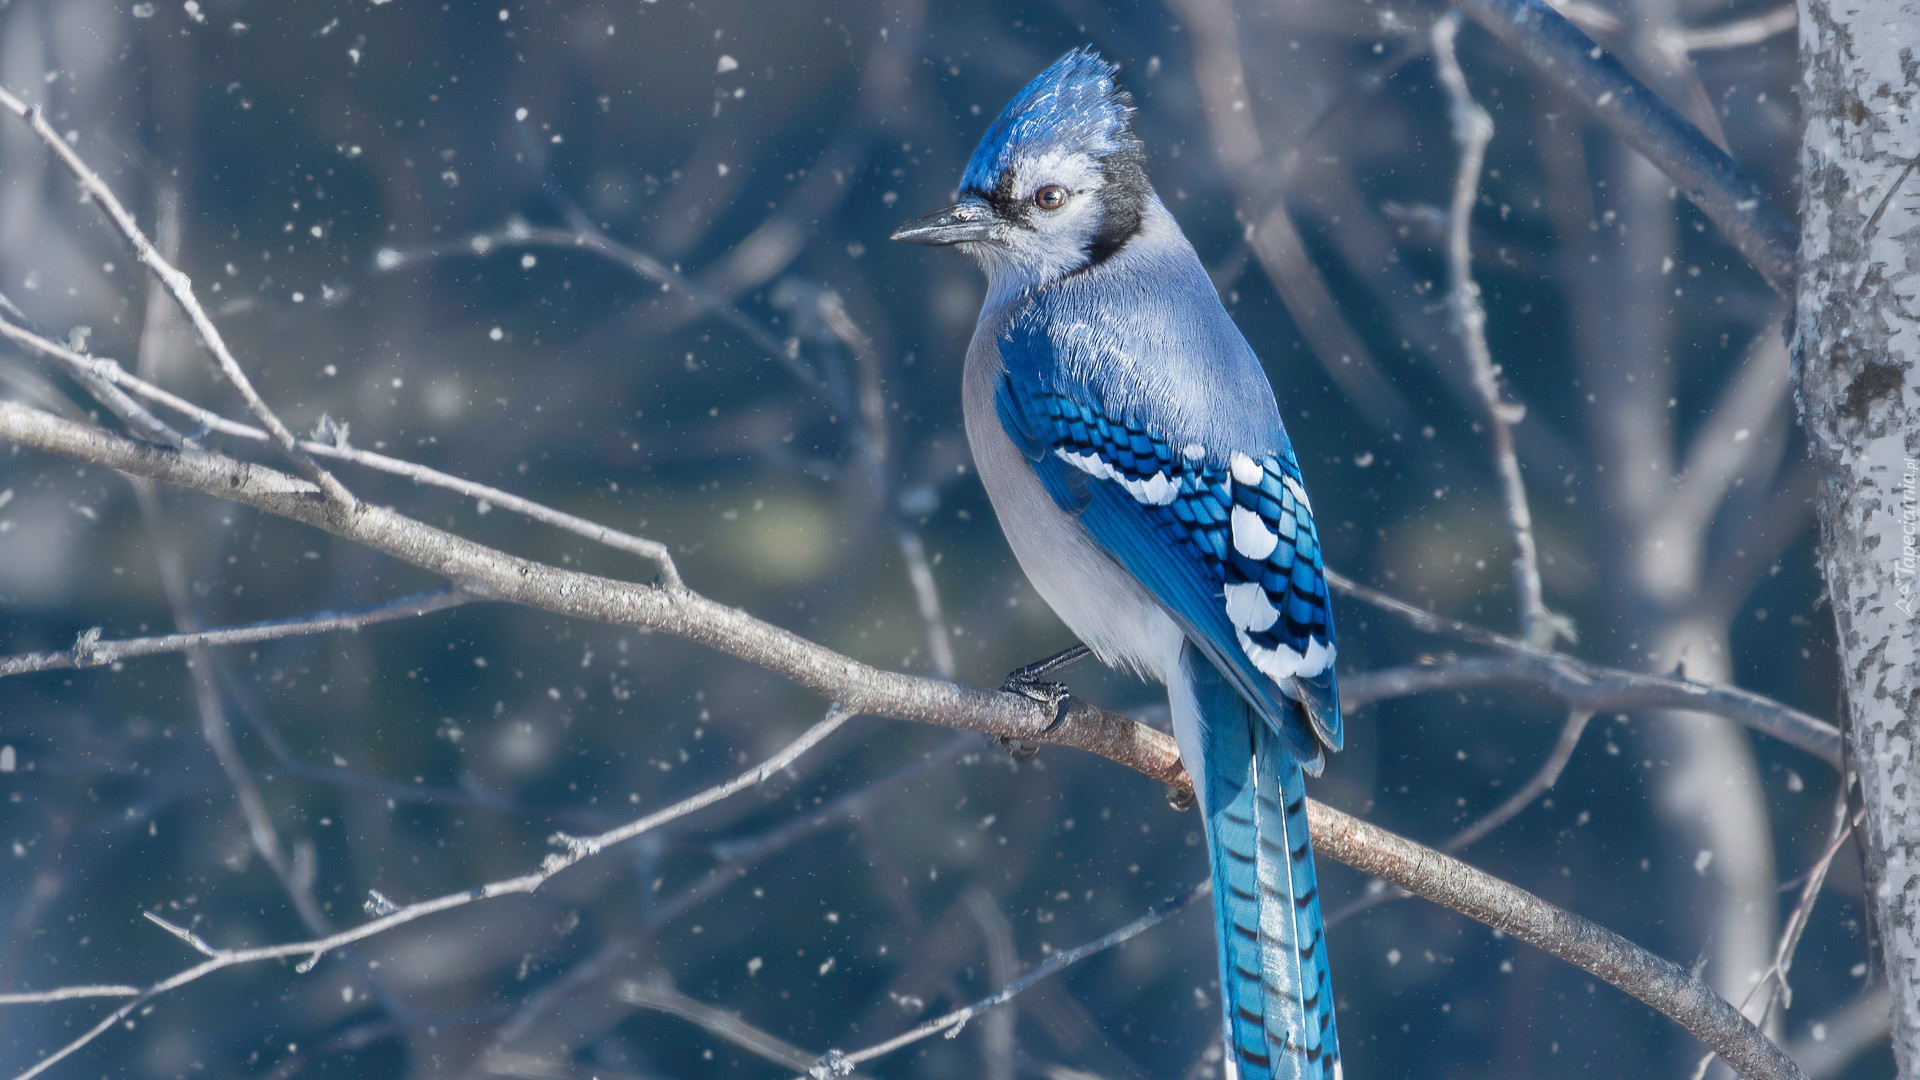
962, 341, 1184, 685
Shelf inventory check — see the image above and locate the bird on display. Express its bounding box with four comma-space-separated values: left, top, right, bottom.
891, 49, 1343, 1080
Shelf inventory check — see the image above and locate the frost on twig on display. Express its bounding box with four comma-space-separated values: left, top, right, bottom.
68, 626, 108, 668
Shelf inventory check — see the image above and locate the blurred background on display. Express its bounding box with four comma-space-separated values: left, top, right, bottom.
0, 0, 1871, 1077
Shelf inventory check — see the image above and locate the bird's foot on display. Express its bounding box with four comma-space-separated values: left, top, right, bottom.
992, 645, 1090, 761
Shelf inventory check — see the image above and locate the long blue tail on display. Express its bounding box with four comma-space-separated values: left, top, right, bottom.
1187, 646, 1340, 1080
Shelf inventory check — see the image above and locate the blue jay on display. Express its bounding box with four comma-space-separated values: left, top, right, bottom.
893, 50, 1342, 1079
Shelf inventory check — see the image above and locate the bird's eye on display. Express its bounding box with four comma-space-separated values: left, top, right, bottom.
1033, 185, 1069, 211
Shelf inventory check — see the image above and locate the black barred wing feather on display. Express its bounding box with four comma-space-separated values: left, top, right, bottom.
999, 377, 1342, 760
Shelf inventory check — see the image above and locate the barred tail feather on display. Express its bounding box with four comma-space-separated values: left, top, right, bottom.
1184, 644, 1340, 1080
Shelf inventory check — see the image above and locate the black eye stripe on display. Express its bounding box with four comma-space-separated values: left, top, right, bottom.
974, 166, 1034, 228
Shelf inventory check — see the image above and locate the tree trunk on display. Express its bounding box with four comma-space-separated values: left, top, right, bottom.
1795, 0, 1920, 1071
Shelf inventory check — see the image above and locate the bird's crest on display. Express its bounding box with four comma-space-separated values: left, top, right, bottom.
960, 48, 1138, 197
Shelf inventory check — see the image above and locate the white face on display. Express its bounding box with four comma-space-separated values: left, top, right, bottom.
966, 149, 1112, 291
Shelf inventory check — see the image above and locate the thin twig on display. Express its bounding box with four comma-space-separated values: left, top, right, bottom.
1657, 5, 1796, 53
1329, 574, 1841, 765
1327, 708, 1593, 925
0, 705, 852, 1080
1444, 708, 1594, 854
801, 882, 1210, 1078
0, 984, 142, 1005
1433, 12, 1555, 648
373, 219, 818, 390
0, 313, 190, 449
614, 976, 880, 1079
139, 911, 219, 957
0, 87, 355, 511
1688, 793, 1858, 1079
896, 527, 957, 678
130, 464, 336, 942
0, 315, 680, 586
0, 587, 469, 678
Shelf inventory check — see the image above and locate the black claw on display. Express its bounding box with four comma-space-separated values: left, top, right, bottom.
1003, 643, 1091, 685
991, 645, 1088, 762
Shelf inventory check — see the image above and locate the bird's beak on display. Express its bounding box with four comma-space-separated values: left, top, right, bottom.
890, 200, 998, 246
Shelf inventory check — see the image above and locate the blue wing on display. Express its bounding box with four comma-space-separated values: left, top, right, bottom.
993, 327, 1341, 766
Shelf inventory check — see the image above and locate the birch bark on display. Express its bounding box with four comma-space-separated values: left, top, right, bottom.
1795, 0, 1920, 1070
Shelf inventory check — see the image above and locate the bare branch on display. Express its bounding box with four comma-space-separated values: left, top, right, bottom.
1445, 708, 1594, 854
1168, 0, 1415, 433
140, 911, 219, 957
895, 526, 957, 679
0, 399, 1187, 795
0, 587, 469, 678
1, 705, 853, 1080
0, 87, 355, 510
1658, 6, 1796, 53
1312, 802, 1807, 1080
1448, 0, 1798, 295
1433, 12, 1556, 648
803, 882, 1210, 1077
1328, 708, 1593, 924
1747, 799, 1855, 1017
615, 976, 880, 1078
0, 313, 190, 449
1688, 795, 1857, 1078
0, 402, 1814, 1080
0, 984, 141, 1006
131, 473, 333, 937
0, 316, 680, 586
1330, 574, 1841, 766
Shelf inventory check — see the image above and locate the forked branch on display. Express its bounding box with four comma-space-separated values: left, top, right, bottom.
0, 400, 1805, 1080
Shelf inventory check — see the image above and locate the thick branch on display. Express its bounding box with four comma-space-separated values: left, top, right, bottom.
1793, 0, 1920, 1066
0, 399, 1185, 797
1312, 803, 1805, 1080
0, 400, 1807, 1080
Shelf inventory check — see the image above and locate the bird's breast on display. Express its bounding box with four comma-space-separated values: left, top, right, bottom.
962, 328, 1184, 684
